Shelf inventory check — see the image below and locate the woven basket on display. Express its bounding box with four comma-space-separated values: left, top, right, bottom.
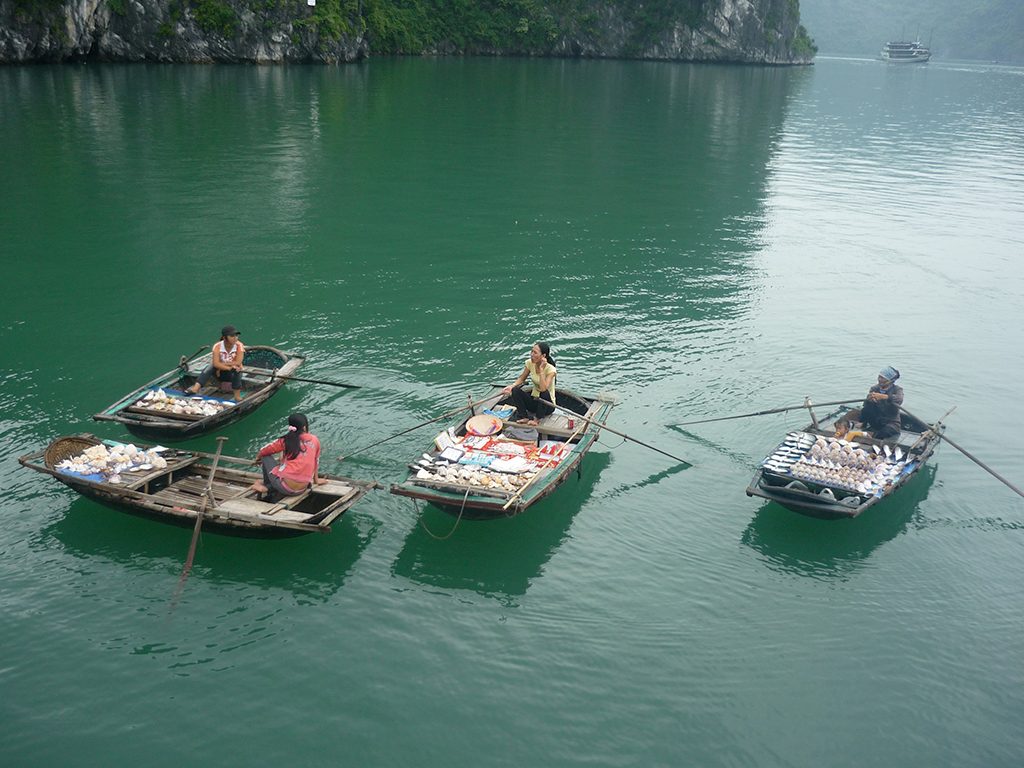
243, 348, 286, 370
44, 436, 102, 469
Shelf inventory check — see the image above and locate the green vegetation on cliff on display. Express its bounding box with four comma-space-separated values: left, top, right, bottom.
352, 0, 573, 52
2, 0, 814, 63
306, 0, 805, 56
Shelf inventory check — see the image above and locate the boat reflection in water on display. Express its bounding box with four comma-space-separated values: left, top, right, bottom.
741, 463, 938, 580
391, 453, 611, 604
41, 495, 379, 604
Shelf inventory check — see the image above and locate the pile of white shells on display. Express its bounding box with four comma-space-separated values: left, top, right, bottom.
134, 388, 233, 416
788, 436, 908, 495
415, 463, 536, 493
56, 443, 168, 484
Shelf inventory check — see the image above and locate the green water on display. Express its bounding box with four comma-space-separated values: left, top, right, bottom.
2, 58, 1023, 766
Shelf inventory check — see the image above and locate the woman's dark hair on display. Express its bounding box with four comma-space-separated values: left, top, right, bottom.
283, 412, 309, 460
536, 342, 556, 368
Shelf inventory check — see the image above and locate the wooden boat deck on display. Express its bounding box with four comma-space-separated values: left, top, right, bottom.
93, 346, 304, 440
391, 387, 615, 518
19, 435, 376, 536
745, 408, 944, 519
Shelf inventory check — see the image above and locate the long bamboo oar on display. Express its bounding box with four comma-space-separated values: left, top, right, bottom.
900, 406, 1024, 499
337, 396, 493, 461
668, 398, 862, 427
549, 402, 692, 467
243, 370, 361, 390
904, 406, 957, 455
178, 435, 228, 583
178, 344, 210, 369
502, 419, 590, 511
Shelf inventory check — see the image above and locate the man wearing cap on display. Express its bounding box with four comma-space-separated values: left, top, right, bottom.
186, 325, 246, 401
834, 366, 904, 441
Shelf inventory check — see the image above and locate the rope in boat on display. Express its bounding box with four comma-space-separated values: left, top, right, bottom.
415, 487, 470, 540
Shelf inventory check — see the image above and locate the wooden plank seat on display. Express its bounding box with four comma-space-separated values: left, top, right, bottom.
216, 480, 358, 525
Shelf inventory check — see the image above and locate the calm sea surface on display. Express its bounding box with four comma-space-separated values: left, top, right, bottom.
2, 56, 1023, 767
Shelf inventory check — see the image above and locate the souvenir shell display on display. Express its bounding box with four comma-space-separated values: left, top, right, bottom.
135, 388, 232, 417
55, 443, 169, 483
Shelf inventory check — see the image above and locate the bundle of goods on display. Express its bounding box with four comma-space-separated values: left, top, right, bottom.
133, 388, 234, 416
55, 443, 168, 484
413, 431, 573, 493
414, 462, 535, 492
762, 433, 910, 496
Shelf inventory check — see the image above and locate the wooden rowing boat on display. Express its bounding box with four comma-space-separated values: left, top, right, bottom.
19, 434, 378, 537
390, 386, 615, 519
745, 406, 944, 520
93, 345, 304, 440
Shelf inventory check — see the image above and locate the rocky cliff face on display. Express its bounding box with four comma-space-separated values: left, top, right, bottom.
0, 0, 368, 62
0, 0, 813, 64
550, 0, 814, 64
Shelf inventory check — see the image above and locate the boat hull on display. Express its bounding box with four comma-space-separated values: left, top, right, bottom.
881, 56, 931, 64
390, 387, 614, 519
745, 410, 943, 520
20, 434, 377, 537
93, 345, 304, 440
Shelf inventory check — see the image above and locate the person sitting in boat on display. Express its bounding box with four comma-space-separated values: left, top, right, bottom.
250, 413, 327, 499
835, 366, 904, 441
500, 342, 557, 426
185, 325, 245, 402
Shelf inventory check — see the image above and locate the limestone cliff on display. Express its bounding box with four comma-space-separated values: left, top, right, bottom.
0, 0, 815, 64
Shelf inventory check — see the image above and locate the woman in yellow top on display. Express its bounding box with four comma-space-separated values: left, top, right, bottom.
501, 342, 557, 426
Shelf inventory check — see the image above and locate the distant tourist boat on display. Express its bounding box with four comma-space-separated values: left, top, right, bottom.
881, 40, 931, 63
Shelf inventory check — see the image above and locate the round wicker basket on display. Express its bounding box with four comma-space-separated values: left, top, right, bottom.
44, 436, 102, 469
243, 346, 287, 370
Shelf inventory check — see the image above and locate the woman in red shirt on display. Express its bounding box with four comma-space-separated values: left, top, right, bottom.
250, 413, 326, 498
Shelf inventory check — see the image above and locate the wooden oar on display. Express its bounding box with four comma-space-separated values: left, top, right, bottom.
243, 370, 361, 390
178, 435, 228, 583
900, 406, 1024, 499
904, 406, 957, 455
502, 419, 590, 511
178, 344, 210, 369
549, 402, 692, 467
337, 396, 494, 461
668, 398, 862, 428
